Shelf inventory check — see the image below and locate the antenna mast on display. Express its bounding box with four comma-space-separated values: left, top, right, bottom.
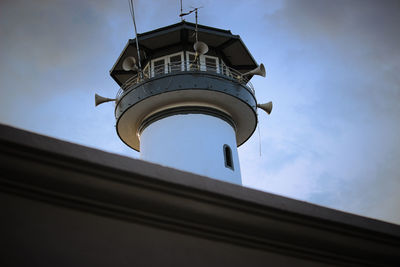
179, 6, 201, 41
128, 0, 142, 79
180, 0, 184, 21
195, 8, 198, 42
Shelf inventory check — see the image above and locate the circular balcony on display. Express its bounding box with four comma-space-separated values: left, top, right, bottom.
116, 61, 255, 101
115, 61, 258, 151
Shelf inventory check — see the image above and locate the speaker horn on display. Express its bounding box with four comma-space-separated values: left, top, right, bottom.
243, 63, 266, 77
193, 41, 209, 56
122, 56, 138, 71
95, 94, 116, 107
257, 101, 273, 115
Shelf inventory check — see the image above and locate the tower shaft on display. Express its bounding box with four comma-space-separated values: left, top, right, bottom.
109, 22, 263, 185
140, 112, 241, 184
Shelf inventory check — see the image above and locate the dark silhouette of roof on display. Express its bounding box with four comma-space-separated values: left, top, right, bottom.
1, 123, 399, 266
110, 21, 258, 86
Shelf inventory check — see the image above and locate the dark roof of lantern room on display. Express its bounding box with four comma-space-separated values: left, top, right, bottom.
110, 21, 258, 86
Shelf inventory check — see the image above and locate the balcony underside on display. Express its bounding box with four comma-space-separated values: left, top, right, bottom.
115, 72, 258, 151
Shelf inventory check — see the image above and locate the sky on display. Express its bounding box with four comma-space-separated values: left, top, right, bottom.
1, 0, 399, 225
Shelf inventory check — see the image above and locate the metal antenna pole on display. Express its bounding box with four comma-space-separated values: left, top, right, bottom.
180, 0, 183, 21
195, 8, 198, 42
129, 0, 142, 79
179, 6, 202, 43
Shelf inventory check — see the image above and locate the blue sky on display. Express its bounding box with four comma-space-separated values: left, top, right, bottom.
1, 0, 399, 224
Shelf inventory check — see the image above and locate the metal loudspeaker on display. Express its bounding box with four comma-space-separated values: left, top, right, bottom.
257, 101, 273, 115
122, 56, 138, 71
243, 63, 266, 77
193, 41, 209, 56
95, 94, 116, 107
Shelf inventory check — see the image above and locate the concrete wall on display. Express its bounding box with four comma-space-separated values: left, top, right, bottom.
0, 124, 399, 266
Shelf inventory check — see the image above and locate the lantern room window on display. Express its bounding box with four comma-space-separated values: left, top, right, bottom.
149, 52, 222, 77
152, 59, 165, 77
205, 56, 218, 73
186, 52, 219, 73
169, 55, 182, 72
151, 52, 184, 77
187, 53, 197, 71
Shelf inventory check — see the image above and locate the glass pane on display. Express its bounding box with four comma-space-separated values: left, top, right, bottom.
188, 54, 197, 71
170, 55, 181, 72
206, 57, 217, 73
153, 59, 165, 76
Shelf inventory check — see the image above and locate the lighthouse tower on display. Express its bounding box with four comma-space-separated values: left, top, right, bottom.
98, 21, 271, 185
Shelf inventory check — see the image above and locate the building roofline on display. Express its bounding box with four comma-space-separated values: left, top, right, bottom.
131, 21, 234, 42
1, 123, 399, 265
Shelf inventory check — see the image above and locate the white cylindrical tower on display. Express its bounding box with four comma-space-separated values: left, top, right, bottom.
140, 112, 241, 184
107, 22, 268, 185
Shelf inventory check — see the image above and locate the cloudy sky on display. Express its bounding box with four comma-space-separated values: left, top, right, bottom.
1, 0, 399, 224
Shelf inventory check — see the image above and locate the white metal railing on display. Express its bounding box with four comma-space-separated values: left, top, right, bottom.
116, 61, 255, 102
